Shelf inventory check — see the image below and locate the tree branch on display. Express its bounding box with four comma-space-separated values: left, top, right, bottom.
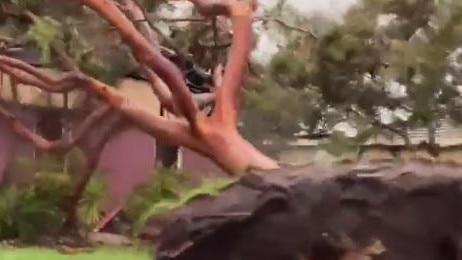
121, 0, 159, 46
0, 102, 111, 151
62, 113, 126, 231
0, 0, 278, 174
121, 0, 182, 116
122, 0, 216, 116
349, 106, 411, 146
255, 16, 318, 38
196, 0, 255, 127
0, 54, 207, 154
79, 0, 198, 124
0, 58, 82, 93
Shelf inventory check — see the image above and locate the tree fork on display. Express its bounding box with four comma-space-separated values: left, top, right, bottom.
78, 0, 274, 174
0, 0, 279, 175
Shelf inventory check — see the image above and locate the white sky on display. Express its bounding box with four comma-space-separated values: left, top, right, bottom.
251, 0, 358, 64
262, 0, 358, 17
160, 0, 359, 64
162, 0, 408, 130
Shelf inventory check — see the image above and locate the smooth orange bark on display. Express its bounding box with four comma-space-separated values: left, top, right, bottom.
0, 0, 279, 175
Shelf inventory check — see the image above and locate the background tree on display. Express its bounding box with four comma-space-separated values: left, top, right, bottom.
241, 0, 462, 158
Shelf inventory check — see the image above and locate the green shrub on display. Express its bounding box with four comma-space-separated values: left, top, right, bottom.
125, 166, 189, 226
132, 174, 237, 233
0, 154, 234, 240
0, 182, 65, 241
77, 175, 107, 227
0, 154, 106, 241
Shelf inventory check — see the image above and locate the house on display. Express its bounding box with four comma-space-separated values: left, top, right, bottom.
279, 120, 462, 165
0, 46, 224, 212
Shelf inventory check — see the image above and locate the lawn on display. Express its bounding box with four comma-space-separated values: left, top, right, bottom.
0, 246, 151, 260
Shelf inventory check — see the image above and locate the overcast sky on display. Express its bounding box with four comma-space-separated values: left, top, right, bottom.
161, 0, 358, 64
252, 0, 358, 64
262, 0, 358, 17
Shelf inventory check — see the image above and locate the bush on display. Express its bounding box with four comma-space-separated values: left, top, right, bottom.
125, 166, 189, 231
131, 169, 237, 234
0, 181, 66, 241
0, 154, 234, 241
0, 154, 106, 241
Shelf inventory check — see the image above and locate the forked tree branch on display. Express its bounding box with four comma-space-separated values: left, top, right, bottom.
80, 0, 255, 129
0, 55, 207, 154
120, 0, 185, 116
78, 0, 277, 173
80, 0, 198, 124
0, 0, 278, 174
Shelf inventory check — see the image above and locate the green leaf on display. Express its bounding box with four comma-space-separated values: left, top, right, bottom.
27, 16, 61, 63
134, 178, 237, 233
78, 176, 106, 226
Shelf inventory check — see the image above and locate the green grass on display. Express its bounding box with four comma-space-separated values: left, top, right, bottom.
0, 246, 151, 260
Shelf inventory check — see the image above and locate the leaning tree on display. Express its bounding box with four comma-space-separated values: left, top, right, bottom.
3, 0, 462, 259
0, 0, 278, 175
0, 0, 280, 233
0, 0, 223, 230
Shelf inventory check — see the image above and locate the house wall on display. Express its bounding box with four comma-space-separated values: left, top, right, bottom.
0, 103, 223, 210
0, 104, 36, 185
0, 66, 224, 210
97, 128, 157, 210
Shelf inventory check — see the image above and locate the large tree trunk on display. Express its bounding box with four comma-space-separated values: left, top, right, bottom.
155, 160, 462, 260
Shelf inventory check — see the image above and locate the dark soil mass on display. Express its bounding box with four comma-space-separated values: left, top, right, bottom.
155, 161, 462, 260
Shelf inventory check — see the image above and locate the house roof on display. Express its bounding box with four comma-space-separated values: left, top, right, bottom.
290, 120, 462, 148
0, 66, 163, 111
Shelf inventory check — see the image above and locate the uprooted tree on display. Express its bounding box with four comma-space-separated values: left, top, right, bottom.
0, 0, 277, 173
3, 0, 462, 258
0, 0, 279, 231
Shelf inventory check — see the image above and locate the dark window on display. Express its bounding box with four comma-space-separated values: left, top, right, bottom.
156, 108, 179, 168
36, 109, 63, 140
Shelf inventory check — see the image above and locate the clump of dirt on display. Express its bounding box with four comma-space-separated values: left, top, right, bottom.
155, 161, 462, 260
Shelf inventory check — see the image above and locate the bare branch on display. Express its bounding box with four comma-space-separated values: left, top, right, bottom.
121, 0, 159, 46
0, 56, 85, 92
122, 0, 217, 116
121, 0, 180, 116
213, 63, 224, 87
0, 0, 278, 174
62, 113, 126, 230
80, 0, 198, 124
0, 54, 206, 153
255, 16, 318, 38
349, 106, 411, 146
198, 0, 256, 126
0, 103, 111, 151
152, 17, 206, 23
141, 65, 179, 114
